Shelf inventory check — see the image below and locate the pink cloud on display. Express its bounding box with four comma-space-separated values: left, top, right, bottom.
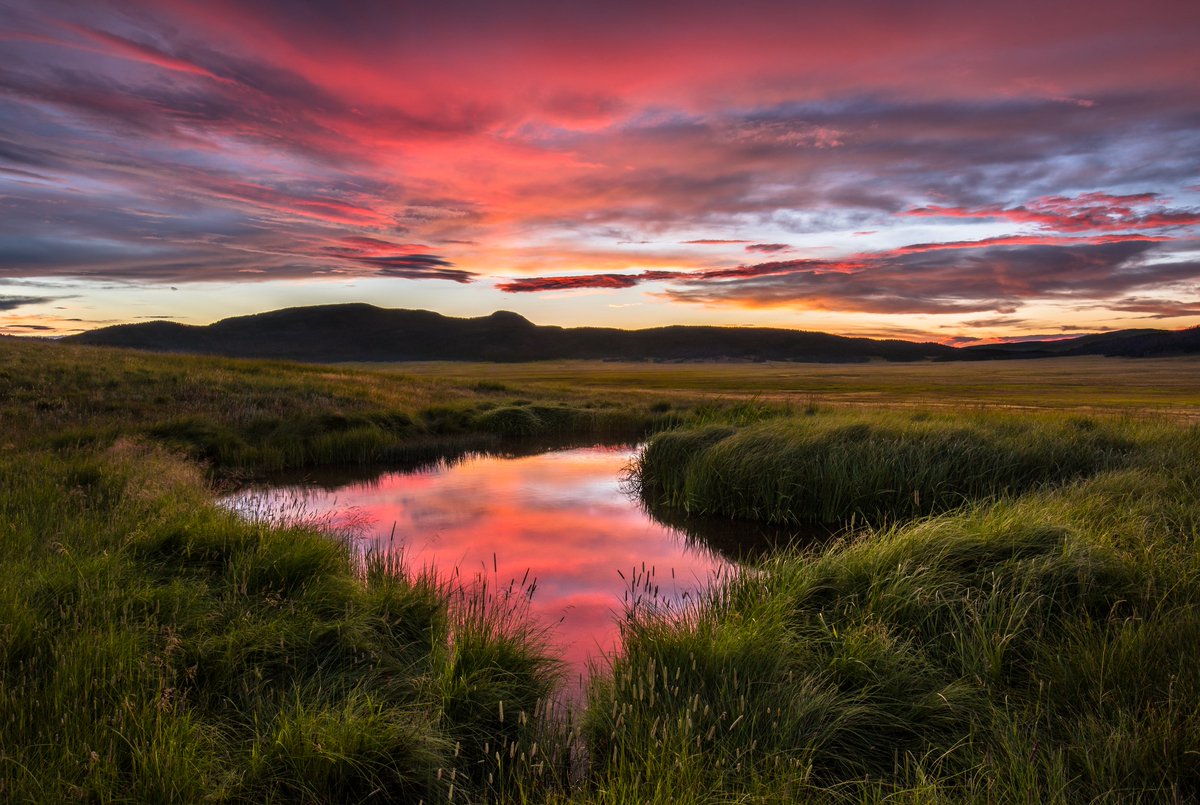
908, 193, 1200, 232
497, 274, 646, 292
499, 234, 1200, 317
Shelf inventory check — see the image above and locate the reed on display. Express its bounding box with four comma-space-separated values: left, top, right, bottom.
0, 443, 560, 802
635, 410, 1146, 525
585, 422, 1200, 802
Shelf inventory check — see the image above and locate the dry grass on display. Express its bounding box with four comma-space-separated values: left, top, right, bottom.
375, 356, 1200, 416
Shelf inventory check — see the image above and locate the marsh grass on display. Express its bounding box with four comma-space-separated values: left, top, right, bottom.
0, 338, 679, 476
5, 337, 1200, 802
0, 443, 561, 802
584, 423, 1200, 802
636, 410, 1146, 525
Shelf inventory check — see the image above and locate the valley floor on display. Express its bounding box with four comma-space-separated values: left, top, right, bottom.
374, 355, 1200, 416
2, 338, 1197, 802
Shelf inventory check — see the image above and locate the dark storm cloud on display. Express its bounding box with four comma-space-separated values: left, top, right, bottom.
0, 295, 50, 312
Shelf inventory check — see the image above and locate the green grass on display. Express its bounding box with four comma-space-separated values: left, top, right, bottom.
0, 338, 679, 475
590, 429, 1200, 802
4, 336, 1200, 802
635, 410, 1145, 525
0, 443, 562, 802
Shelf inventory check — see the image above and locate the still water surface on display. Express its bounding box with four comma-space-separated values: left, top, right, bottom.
221, 443, 760, 673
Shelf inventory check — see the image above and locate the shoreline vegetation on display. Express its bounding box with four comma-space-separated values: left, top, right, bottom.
2, 337, 1198, 801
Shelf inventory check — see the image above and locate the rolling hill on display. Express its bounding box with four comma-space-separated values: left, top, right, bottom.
65, 304, 954, 362
964, 327, 1200, 359
64, 304, 1200, 363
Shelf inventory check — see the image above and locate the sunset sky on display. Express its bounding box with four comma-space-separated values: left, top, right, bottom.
1, 0, 1199, 342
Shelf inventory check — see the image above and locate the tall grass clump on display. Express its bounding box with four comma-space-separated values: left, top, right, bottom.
584, 423, 1200, 802
636, 410, 1141, 525
0, 443, 561, 802
434, 571, 567, 798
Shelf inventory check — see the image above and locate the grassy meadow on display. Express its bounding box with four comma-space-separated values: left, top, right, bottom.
2, 336, 1199, 802
366, 356, 1200, 415
600, 412, 1200, 802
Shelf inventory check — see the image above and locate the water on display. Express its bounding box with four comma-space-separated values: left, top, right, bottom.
220, 442, 804, 674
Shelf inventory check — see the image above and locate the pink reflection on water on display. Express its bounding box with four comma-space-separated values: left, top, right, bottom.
224, 445, 730, 672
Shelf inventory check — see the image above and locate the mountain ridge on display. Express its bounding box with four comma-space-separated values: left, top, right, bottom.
63, 304, 1200, 363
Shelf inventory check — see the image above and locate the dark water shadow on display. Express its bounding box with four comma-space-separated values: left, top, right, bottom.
223, 433, 643, 492
636, 499, 843, 563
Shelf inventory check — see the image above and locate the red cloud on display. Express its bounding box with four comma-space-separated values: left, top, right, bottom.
325, 237, 436, 256
891, 233, 1171, 255
498, 233, 1175, 296
662, 239, 1200, 315
498, 234, 1200, 316
496, 274, 648, 292
213, 182, 393, 227
57, 22, 228, 82
1108, 297, 1200, 319
495, 259, 861, 294
908, 192, 1200, 232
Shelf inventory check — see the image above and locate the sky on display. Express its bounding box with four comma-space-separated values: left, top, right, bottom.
1, 0, 1199, 343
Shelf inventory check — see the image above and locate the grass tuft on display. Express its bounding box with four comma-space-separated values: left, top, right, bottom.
5, 338, 1200, 801
636, 410, 1142, 525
